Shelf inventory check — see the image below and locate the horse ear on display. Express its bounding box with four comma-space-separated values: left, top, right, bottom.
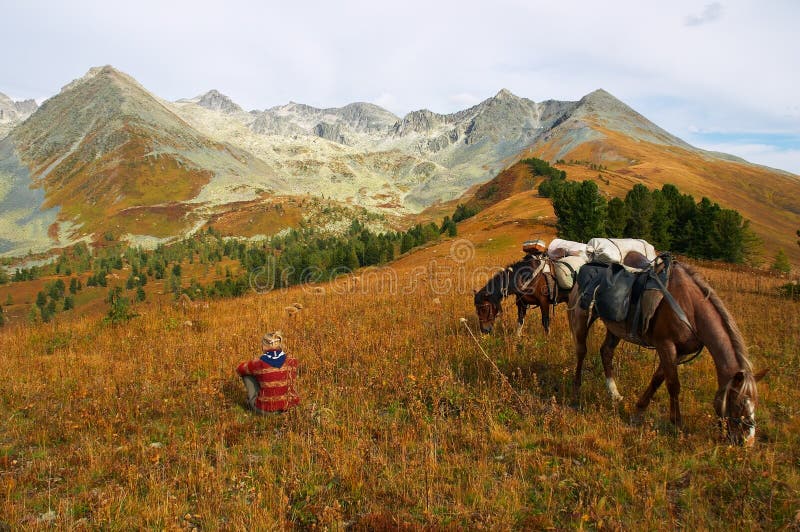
732, 370, 745, 386
754, 368, 769, 382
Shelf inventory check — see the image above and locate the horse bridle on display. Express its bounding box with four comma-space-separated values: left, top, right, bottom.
720, 374, 757, 432
476, 298, 500, 328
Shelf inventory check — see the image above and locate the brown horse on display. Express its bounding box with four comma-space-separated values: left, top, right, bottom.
474, 255, 570, 336
567, 256, 766, 445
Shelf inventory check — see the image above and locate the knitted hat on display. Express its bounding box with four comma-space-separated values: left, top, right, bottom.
262, 330, 283, 346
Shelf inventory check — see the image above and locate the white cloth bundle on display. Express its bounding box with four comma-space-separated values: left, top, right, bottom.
547, 238, 589, 260
586, 238, 656, 264
553, 255, 588, 290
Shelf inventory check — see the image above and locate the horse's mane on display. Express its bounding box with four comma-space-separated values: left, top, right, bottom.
679, 262, 753, 373
476, 257, 533, 303
679, 262, 758, 411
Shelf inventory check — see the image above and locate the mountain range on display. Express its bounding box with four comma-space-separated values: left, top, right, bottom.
1, 65, 798, 259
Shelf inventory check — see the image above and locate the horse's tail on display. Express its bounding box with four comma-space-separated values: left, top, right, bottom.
680, 263, 754, 376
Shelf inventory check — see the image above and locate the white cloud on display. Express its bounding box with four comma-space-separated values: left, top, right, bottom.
685, 2, 724, 26
696, 142, 800, 175
373, 93, 399, 114
448, 93, 481, 108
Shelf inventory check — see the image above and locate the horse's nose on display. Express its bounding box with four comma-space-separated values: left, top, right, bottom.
481, 325, 493, 334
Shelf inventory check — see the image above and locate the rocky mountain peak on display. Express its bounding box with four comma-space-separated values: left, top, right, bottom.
391, 109, 444, 136
195, 89, 243, 114
494, 88, 516, 100
576, 88, 632, 115
571, 88, 691, 148
57, 65, 152, 101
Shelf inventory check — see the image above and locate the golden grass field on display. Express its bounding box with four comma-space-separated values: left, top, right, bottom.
1, 192, 799, 529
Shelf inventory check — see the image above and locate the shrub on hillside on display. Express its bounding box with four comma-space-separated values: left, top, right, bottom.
779, 281, 800, 300
106, 287, 134, 324
771, 249, 791, 274
452, 203, 479, 223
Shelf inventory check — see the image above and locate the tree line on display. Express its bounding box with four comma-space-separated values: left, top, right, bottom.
543, 177, 761, 264
0, 210, 461, 324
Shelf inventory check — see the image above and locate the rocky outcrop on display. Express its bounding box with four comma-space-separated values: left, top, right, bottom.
390, 109, 447, 136
313, 122, 346, 144
0, 93, 38, 129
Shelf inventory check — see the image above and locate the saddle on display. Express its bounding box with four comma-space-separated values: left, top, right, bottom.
576, 255, 672, 342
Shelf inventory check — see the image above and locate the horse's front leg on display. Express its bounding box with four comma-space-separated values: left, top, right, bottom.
540, 302, 551, 334
655, 342, 682, 428
515, 296, 528, 337
633, 363, 665, 424
600, 331, 623, 401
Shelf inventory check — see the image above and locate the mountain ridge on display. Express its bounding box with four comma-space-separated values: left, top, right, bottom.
1, 65, 797, 260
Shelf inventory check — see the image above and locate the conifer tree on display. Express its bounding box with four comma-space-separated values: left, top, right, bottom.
605, 197, 628, 238
771, 249, 791, 273
624, 184, 654, 240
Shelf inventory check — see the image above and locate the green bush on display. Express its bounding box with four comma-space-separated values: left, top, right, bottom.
106, 287, 134, 324
779, 282, 800, 300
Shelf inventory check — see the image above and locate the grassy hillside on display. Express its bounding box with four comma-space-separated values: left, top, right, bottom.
1, 191, 798, 528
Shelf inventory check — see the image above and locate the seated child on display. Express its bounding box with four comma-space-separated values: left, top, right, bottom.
236, 331, 300, 414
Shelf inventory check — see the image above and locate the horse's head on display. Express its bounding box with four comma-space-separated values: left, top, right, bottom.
717, 369, 767, 446
473, 289, 501, 334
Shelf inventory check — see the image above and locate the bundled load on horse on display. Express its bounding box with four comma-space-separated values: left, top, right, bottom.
547, 238, 589, 260
552, 255, 587, 290
541, 238, 589, 291
586, 238, 656, 265
522, 239, 547, 256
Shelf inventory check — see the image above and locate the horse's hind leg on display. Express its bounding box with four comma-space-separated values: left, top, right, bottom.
568, 298, 589, 406
600, 331, 623, 402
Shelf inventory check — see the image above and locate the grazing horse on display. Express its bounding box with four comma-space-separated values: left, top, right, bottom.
567, 256, 765, 445
474, 255, 569, 336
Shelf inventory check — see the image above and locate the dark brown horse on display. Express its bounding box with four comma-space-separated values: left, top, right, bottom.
567, 256, 765, 445
474, 255, 570, 336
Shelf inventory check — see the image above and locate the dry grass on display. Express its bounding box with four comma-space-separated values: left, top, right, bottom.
1, 207, 799, 529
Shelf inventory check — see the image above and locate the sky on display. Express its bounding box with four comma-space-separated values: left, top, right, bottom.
1, 0, 798, 174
